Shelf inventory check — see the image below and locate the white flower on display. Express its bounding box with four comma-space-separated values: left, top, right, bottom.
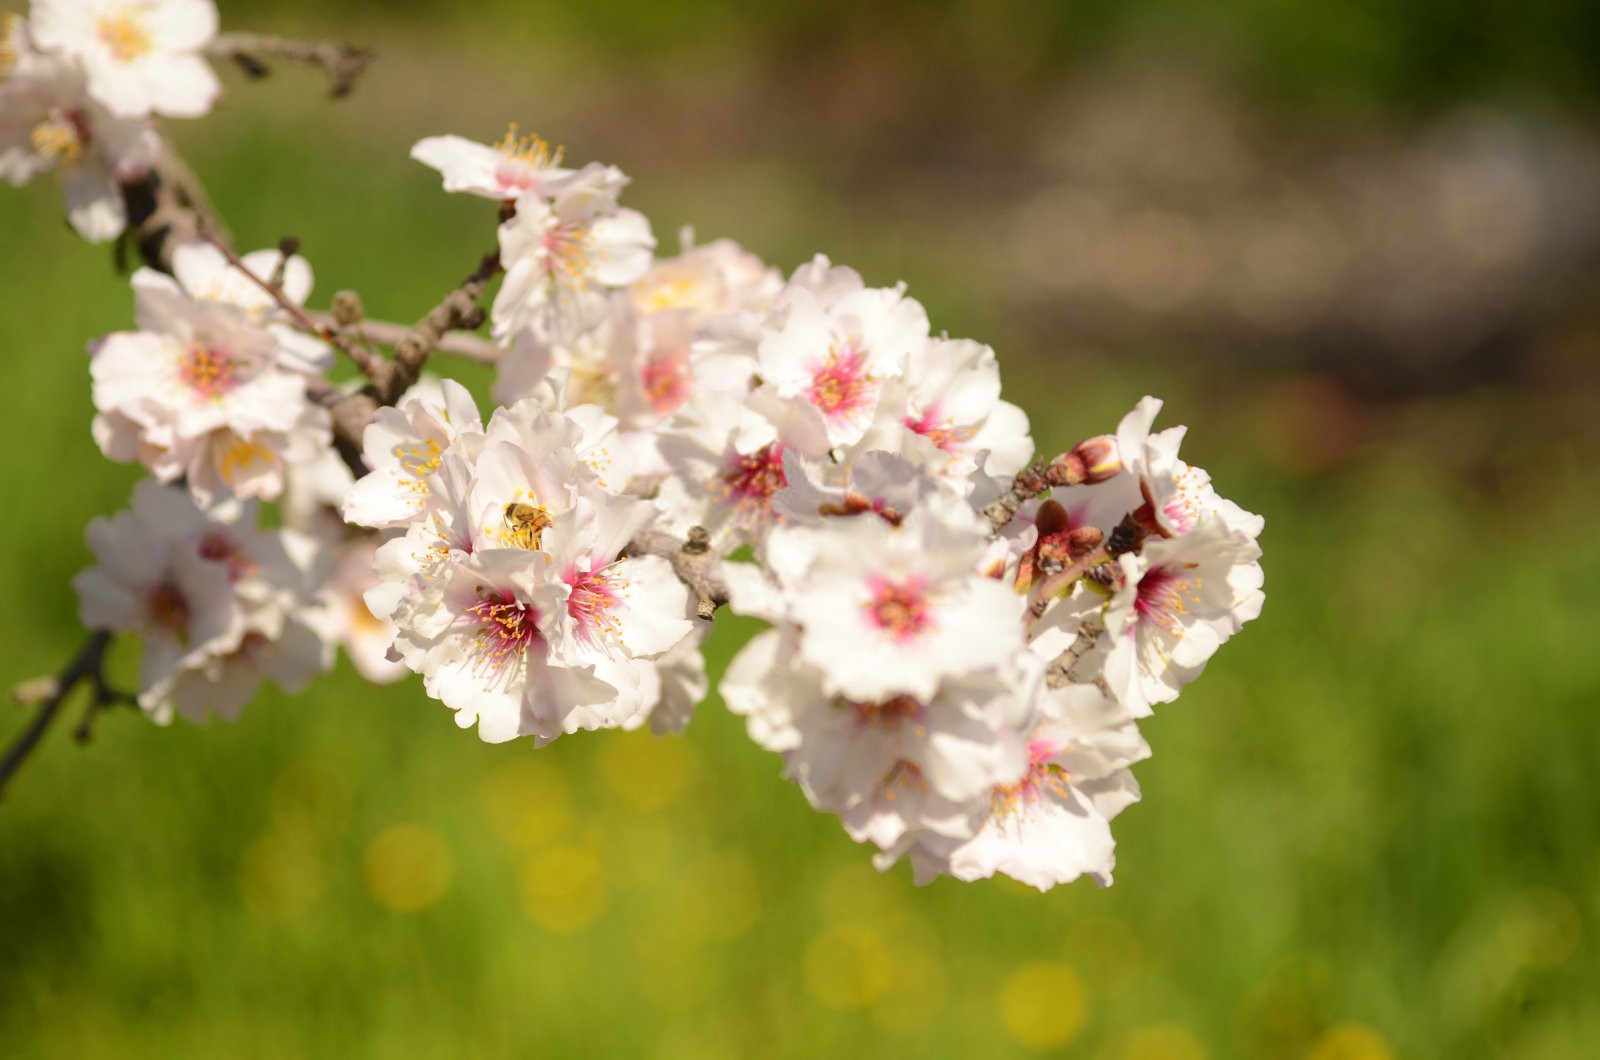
753, 256, 928, 449
72, 480, 332, 723
341, 377, 483, 530
858, 337, 1033, 492
723, 628, 1030, 854
742, 506, 1025, 703
169, 241, 330, 373
0, 50, 158, 240
492, 167, 655, 344
1102, 513, 1265, 712
902, 683, 1149, 890
90, 267, 331, 505
410, 124, 574, 200
392, 548, 615, 744
28, 0, 219, 119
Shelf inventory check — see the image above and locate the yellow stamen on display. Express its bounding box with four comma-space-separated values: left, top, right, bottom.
29, 116, 83, 167
97, 8, 153, 63
219, 437, 273, 485
494, 122, 563, 169
1, 15, 20, 78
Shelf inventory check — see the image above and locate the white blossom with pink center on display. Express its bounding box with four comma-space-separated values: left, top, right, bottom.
73, 480, 332, 722
392, 548, 616, 744
90, 267, 331, 505
741, 505, 1025, 703
30, 0, 219, 119
654, 392, 826, 549
856, 336, 1033, 494
0, 43, 158, 240
752, 255, 928, 449
492, 166, 655, 346
888, 683, 1149, 890
722, 628, 1032, 856
410, 125, 576, 201
168, 241, 330, 373
1102, 513, 1265, 712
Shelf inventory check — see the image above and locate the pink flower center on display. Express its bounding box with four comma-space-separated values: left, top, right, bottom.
904, 406, 967, 454
467, 590, 540, 671
721, 443, 787, 505
864, 576, 932, 641
146, 582, 189, 637
807, 337, 874, 421
197, 531, 255, 582
992, 740, 1071, 817
1134, 563, 1201, 634
541, 221, 589, 279
493, 124, 561, 194
640, 349, 691, 415
1159, 467, 1207, 535
178, 345, 240, 400
565, 563, 623, 647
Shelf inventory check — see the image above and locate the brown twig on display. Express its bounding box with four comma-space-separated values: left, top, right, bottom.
193, 226, 386, 378
207, 32, 374, 97
304, 310, 501, 362
626, 527, 729, 621
1, 631, 135, 801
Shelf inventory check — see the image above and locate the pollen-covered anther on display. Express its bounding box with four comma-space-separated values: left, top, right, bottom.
177, 344, 240, 400
807, 336, 874, 420
992, 743, 1073, 818
29, 113, 87, 166
466, 590, 540, 671
863, 576, 932, 641
1134, 562, 1203, 634
566, 564, 625, 647
720, 443, 787, 504
96, 8, 153, 62
494, 122, 563, 169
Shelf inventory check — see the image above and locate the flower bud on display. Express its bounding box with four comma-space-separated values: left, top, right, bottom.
1048, 435, 1121, 487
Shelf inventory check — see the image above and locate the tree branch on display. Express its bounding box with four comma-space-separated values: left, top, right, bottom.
207, 32, 374, 98
627, 527, 729, 621
304, 310, 500, 362
1, 631, 134, 801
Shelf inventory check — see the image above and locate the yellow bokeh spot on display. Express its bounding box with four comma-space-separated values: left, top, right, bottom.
999, 961, 1086, 1050
520, 843, 608, 933
1123, 1024, 1207, 1060
632, 918, 716, 1011
804, 922, 893, 1010
1306, 1023, 1394, 1060
238, 825, 323, 917
601, 729, 696, 813
819, 860, 906, 924
479, 757, 572, 849
363, 824, 452, 912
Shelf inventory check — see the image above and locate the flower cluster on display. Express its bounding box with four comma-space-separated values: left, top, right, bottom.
1, 1, 219, 239
34, 80, 1266, 893
73, 479, 330, 723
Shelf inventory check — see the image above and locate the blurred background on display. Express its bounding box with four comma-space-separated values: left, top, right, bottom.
3, 1, 1599, 1057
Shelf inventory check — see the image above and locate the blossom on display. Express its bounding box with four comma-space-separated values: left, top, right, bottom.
723, 628, 1031, 854
28, 0, 219, 119
753, 255, 928, 449
1101, 513, 1265, 712
897, 683, 1150, 890
735, 505, 1025, 703
491, 166, 655, 344
90, 264, 331, 504
341, 378, 484, 530
73, 480, 331, 723
410, 124, 574, 201
0, 46, 158, 240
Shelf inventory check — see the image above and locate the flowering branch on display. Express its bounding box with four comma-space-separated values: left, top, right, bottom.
982, 434, 1121, 532
1, 632, 134, 802
206, 32, 374, 98
305, 310, 501, 363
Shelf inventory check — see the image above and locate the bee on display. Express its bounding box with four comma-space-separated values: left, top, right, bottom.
503, 501, 553, 551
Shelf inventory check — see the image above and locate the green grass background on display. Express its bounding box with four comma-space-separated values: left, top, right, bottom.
2, 4, 1599, 1058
